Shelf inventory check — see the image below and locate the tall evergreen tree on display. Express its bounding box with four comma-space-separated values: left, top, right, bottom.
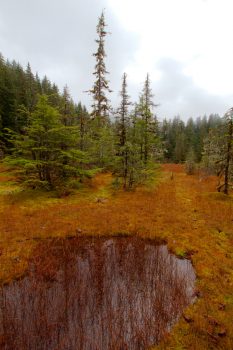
137, 74, 158, 165
88, 11, 111, 125
115, 73, 132, 188
85, 12, 115, 168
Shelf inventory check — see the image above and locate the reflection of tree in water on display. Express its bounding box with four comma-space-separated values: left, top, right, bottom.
0, 237, 195, 350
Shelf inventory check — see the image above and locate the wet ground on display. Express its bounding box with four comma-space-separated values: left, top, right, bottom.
0, 236, 195, 350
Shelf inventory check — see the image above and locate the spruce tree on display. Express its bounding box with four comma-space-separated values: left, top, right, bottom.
25, 63, 37, 112
6, 95, 90, 189
88, 11, 111, 125
115, 73, 132, 188
60, 85, 75, 126
76, 102, 90, 151
223, 108, 233, 194
137, 74, 158, 165
201, 111, 233, 194
86, 12, 114, 168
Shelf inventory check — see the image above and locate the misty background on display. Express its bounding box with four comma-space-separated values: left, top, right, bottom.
1, 0, 233, 120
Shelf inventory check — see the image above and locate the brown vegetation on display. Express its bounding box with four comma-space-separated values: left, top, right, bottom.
0, 163, 233, 349
0, 237, 195, 349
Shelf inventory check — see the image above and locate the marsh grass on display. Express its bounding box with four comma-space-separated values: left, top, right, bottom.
0, 237, 195, 350
0, 162, 233, 349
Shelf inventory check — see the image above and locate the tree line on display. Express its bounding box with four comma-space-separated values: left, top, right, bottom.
0, 12, 232, 193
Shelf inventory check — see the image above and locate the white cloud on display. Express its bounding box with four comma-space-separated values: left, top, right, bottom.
1, 0, 232, 119
108, 0, 233, 95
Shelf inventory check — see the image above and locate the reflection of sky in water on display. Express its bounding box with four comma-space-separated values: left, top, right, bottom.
0, 237, 195, 350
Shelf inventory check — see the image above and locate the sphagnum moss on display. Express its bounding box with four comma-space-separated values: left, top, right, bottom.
0, 163, 232, 349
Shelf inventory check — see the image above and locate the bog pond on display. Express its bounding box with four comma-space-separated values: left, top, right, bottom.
0, 236, 195, 350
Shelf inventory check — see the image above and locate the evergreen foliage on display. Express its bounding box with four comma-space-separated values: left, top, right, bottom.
202, 110, 233, 194
114, 74, 160, 189
6, 95, 91, 189
135, 74, 159, 166
160, 114, 222, 163
114, 73, 132, 188
88, 11, 111, 124
0, 12, 231, 193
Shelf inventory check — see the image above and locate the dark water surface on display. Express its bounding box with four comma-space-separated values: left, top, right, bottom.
0, 236, 195, 350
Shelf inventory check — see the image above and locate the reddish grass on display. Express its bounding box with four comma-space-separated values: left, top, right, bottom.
0, 237, 195, 350
0, 163, 233, 349
161, 163, 185, 173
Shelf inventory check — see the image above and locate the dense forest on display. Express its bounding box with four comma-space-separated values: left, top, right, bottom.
0, 12, 232, 193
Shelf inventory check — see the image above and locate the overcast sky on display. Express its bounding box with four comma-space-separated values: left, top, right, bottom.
1, 0, 233, 120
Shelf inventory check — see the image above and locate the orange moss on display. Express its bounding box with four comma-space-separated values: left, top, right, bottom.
0, 163, 233, 349
161, 163, 185, 173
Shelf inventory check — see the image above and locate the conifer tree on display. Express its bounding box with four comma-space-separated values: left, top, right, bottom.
126, 107, 146, 188
35, 73, 42, 94
6, 95, 90, 189
60, 85, 75, 126
137, 74, 158, 165
201, 110, 233, 194
25, 63, 37, 112
88, 11, 111, 125
202, 127, 224, 177
222, 108, 233, 194
185, 147, 196, 175
86, 11, 114, 168
115, 73, 132, 188
76, 102, 90, 151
